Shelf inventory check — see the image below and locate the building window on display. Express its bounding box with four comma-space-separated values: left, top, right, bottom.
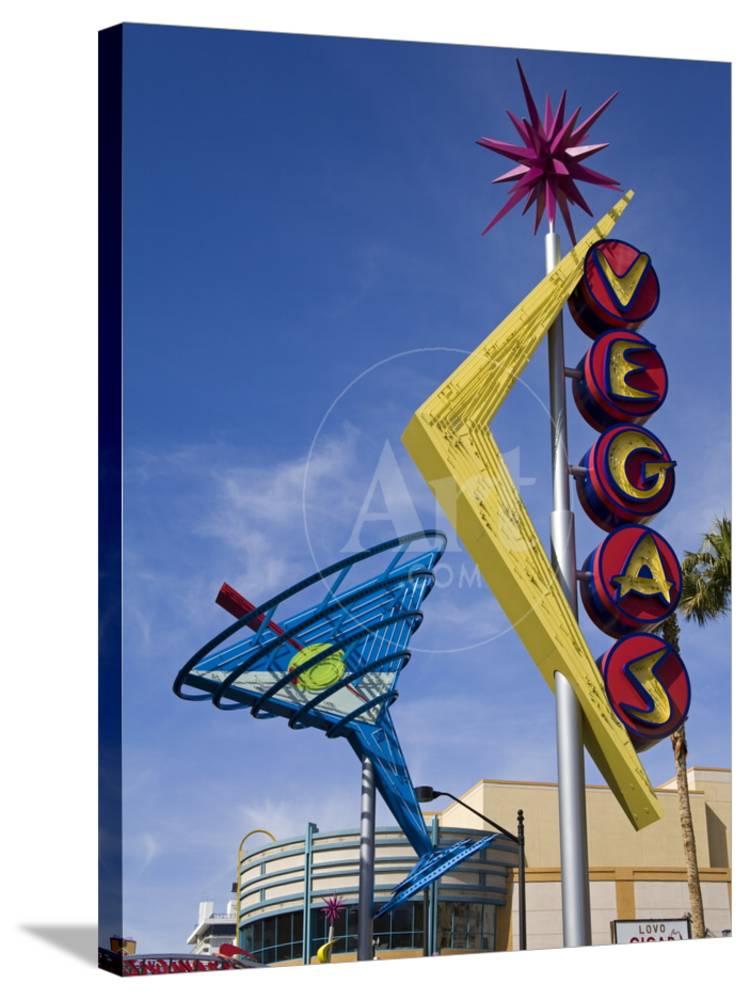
242, 911, 304, 965
437, 902, 496, 951
243, 901, 498, 964
205, 924, 235, 940
311, 902, 424, 955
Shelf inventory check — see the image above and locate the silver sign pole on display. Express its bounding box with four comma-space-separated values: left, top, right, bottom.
545, 223, 592, 947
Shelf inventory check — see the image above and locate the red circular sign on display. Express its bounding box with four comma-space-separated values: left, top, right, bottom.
580, 525, 682, 637
576, 424, 676, 531
598, 633, 690, 751
569, 239, 660, 339
573, 330, 668, 432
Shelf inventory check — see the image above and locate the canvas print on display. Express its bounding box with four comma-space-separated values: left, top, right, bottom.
98, 23, 731, 975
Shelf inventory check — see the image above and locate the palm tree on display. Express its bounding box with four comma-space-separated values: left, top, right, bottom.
660, 516, 731, 939
680, 517, 731, 625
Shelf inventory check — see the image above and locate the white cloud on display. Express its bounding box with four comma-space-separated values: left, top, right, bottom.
123, 831, 161, 875
240, 788, 361, 841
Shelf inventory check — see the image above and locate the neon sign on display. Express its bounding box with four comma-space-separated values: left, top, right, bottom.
573, 329, 668, 430
576, 424, 676, 531
580, 526, 682, 637
598, 633, 691, 751
572, 242, 690, 748
569, 239, 660, 337
98, 949, 253, 976
402, 194, 662, 830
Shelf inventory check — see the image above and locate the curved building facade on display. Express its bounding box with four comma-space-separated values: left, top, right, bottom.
233, 766, 730, 963
237, 823, 519, 964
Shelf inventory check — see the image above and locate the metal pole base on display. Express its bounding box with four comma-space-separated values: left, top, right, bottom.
555, 672, 592, 946
357, 757, 376, 960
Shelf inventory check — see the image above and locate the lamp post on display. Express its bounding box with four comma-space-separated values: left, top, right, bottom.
235, 828, 276, 949
303, 822, 319, 964
415, 786, 527, 951
516, 808, 526, 951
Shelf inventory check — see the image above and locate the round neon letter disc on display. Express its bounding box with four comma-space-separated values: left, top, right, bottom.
580, 525, 682, 637
576, 424, 676, 531
573, 330, 668, 431
569, 239, 660, 339
598, 633, 690, 751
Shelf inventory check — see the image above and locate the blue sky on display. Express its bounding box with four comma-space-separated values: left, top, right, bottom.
119, 24, 730, 951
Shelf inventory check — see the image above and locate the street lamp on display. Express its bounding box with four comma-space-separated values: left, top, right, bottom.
235, 828, 276, 948
415, 786, 527, 951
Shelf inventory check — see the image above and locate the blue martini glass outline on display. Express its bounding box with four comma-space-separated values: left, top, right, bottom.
173, 530, 498, 917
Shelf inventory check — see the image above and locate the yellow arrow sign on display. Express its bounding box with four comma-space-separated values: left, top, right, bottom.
402, 190, 661, 831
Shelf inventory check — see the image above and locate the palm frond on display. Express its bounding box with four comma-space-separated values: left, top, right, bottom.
679, 516, 731, 624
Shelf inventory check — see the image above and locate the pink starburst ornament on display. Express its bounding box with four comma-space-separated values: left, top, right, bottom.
322, 896, 345, 926
477, 59, 620, 243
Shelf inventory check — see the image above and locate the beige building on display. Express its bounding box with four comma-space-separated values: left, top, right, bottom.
436, 766, 731, 950
236, 765, 730, 964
